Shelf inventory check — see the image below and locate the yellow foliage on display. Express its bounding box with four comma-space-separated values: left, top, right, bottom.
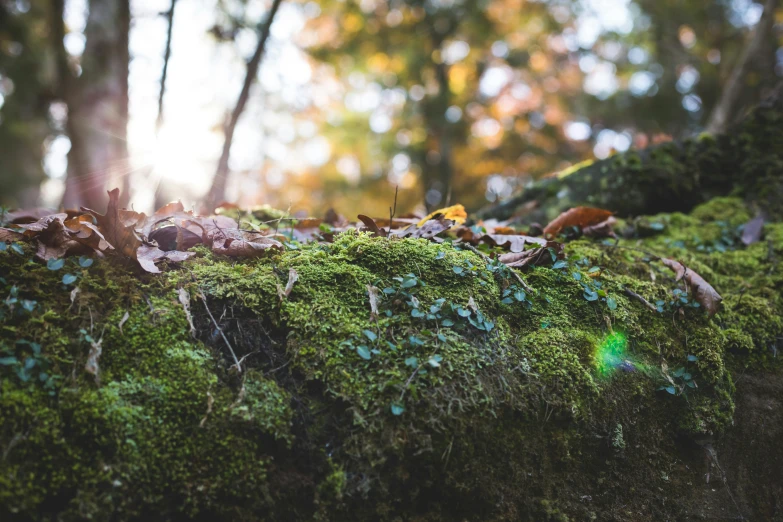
417, 204, 468, 226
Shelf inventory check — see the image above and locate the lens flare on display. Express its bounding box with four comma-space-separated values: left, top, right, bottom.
595, 331, 633, 376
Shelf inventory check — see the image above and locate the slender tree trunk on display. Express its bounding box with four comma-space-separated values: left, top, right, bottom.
203, 0, 283, 212
156, 0, 177, 131
706, 0, 777, 134
422, 26, 455, 212
153, 0, 178, 210
60, 0, 131, 210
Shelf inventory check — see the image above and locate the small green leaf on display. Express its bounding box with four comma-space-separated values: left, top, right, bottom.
11, 243, 24, 255
0, 356, 17, 365
428, 354, 443, 368
47, 258, 65, 270
435, 251, 445, 260
404, 357, 419, 367
588, 266, 601, 273
552, 260, 568, 270
606, 297, 617, 310
665, 386, 676, 395
686, 354, 698, 362
78, 256, 94, 268
571, 272, 582, 281
390, 402, 405, 415
362, 329, 377, 342
441, 318, 454, 327
514, 290, 526, 302
62, 273, 77, 285
452, 266, 464, 275
356, 346, 371, 360
0, 242, 6, 251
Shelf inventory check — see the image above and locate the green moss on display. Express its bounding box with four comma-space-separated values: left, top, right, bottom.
2, 196, 782, 520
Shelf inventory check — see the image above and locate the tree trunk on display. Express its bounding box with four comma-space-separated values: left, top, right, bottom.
60, 0, 131, 210
203, 0, 283, 212
706, 0, 777, 134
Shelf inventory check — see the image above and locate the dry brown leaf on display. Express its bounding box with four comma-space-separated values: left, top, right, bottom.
84, 336, 103, 383
118, 311, 129, 334
283, 268, 298, 297
177, 288, 196, 337
18, 214, 86, 260
582, 216, 618, 238
357, 214, 387, 237
393, 217, 455, 240
0, 228, 24, 242
64, 215, 112, 252
498, 242, 564, 268
661, 258, 723, 317
543, 207, 614, 238
210, 229, 282, 257
82, 188, 143, 259
482, 234, 547, 253
367, 284, 380, 317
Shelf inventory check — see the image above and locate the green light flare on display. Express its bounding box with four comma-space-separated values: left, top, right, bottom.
596, 331, 629, 376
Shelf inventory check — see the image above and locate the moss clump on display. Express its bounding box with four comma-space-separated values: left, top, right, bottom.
1, 196, 782, 521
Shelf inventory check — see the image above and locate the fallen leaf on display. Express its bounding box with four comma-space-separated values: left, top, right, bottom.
543, 207, 614, 238
0, 228, 24, 242
661, 258, 723, 317
211, 229, 282, 257
357, 215, 387, 237
177, 288, 196, 337
367, 284, 380, 317
283, 268, 298, 298
118, 311, 129, 334
481, 234, 547, 253
417, 204, 467, 226
498, 242, 564, 268
741, 213, 765, 246
18, 214, 85, 260
582, 216, 618, 238
82, 188, 142, 259
64, 215, 112, 252
70, 286, 81, 308
84, 336, 103, 383
393, 217, 455, 240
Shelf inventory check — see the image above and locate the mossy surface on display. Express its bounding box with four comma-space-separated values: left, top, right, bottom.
478, 86, 783, 223
1, 197, 782, 521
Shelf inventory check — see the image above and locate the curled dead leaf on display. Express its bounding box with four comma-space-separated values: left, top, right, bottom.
357, 214, 387, 237
661, 258, 723, 317
393, 217, 455, 241
543, 207, 614, 238
498, 242, 564, 268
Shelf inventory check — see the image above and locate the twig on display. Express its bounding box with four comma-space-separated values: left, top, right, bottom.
388, 185, 399, 237
188, 274, 242, 373
623, 287, 657, 312
462, 243, 534, 294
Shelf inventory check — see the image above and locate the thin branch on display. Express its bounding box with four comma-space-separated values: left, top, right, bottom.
204, 0, 284, 210
623, 287, 657, 312
194, 283, 242, 372
156, 0, 178, 131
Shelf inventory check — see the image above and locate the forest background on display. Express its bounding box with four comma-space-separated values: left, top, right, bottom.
0, 0, 779, 217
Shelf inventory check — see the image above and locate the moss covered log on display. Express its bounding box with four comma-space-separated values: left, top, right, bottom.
477, 85, 783, 224
1, 196, 782, 521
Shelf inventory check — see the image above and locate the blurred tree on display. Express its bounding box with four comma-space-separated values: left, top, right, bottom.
0, 0, 52, 208
57, 0, 130, 209
299, 0, 781, 216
